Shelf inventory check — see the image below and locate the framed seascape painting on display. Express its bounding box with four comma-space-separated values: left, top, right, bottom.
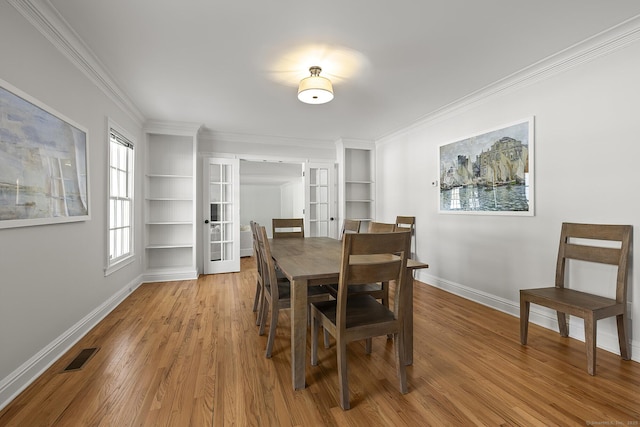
438, 117, 534, 216
0, 79, 89, 229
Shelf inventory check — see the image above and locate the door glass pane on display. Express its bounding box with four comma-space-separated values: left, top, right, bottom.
209, 162, 234, 263
318, 186, 327, 203
318, 168, 328, 185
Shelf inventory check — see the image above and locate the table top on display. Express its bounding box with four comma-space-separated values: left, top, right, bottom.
269, 236, 428, 282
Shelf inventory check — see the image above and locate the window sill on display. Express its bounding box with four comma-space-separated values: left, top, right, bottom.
104, 254, 136, 276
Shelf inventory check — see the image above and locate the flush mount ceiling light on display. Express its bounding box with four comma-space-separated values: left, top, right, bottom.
297, 66, 334, 104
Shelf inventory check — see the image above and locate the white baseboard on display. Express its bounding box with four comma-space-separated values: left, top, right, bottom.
416, 271, 639, 363
142, 269, 198, 283
0, 275, 144, 412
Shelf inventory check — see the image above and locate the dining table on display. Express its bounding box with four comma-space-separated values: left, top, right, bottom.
268, 236, 428, 390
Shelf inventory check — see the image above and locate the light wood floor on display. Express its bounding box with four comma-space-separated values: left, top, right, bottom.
1, 257, 639, 426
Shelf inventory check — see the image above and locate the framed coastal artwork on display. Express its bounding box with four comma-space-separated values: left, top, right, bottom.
0, 78, 89, 229
438, 117, 534, 215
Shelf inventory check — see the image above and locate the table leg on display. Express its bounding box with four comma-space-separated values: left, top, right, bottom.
404, 271, 415, 365
291, 278, 308, 390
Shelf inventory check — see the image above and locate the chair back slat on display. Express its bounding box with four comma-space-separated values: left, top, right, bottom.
366, 221, 396, 233
395, 216, 415, 230
272, 218, 304, 238
347, 262, 402, 285
341, 219, 361, 238
563, 243, 621, 265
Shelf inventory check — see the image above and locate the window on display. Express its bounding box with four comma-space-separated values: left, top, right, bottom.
106, 124, 135, 274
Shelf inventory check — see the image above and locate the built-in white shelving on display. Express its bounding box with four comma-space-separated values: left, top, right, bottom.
143, 121, 201, 282
337, 139, 375, 230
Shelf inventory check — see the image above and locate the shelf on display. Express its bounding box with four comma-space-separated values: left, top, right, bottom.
147, 173, 192, 178
146, 244, 193, 249
146, 221, 192, 225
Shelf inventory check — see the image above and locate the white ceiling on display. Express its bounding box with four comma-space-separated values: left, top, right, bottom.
49, 0, 640, 142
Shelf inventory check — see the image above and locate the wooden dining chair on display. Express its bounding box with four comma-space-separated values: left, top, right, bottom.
395, 216, 416, 258
250, 221, 263, 315
256, 225, 332, 358
366, 221, 396, 233
520, 222, 632, 375
310, 231, 411, 410
340, 219, 361, 239
272, 218, 304, 238
331, 220, 397, 308
251, 220, 288, 327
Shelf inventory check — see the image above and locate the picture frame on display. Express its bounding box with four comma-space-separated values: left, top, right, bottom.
0, 78, 90, 228
438, 117, 534, 216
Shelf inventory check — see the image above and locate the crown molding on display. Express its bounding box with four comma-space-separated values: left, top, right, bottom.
144, 120, 202, 137
8, 0, 146, 126
198, 129, 335, 148
377, 14, 640, 144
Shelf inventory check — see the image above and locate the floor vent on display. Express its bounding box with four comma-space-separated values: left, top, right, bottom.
63, 347, 99, 372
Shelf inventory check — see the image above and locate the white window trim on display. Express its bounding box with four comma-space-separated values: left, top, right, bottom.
105, 118, 136, 276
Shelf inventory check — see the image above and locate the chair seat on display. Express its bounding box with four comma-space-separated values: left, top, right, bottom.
327, 283, 383, 295
521, 287, 622, 314
266, 282, 330, 301
312, 295, 395, 329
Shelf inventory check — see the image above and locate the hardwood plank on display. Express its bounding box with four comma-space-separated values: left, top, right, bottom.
0, 257, 638, 426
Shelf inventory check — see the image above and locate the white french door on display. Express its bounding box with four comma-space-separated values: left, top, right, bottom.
203, 157, 240, 274
304, 162, 338, 238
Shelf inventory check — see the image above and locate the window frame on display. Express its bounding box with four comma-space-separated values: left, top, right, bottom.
105, 119, 136, 276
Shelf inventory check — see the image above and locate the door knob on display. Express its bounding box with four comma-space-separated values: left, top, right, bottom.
204, 220, 210, 224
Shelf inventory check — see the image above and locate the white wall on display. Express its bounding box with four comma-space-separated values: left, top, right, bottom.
376, 38, 640, 360
281, 179, 304, 220
240, 184, 282, 236
239, 179, 304, 237
0, 1, 144, 406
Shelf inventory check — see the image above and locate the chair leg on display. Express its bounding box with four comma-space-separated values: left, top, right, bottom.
584, 315, 596, 375
252, 281, 260, 312
337, 340, 350, 410
311, 313, 319, 366
557, 312, 569, 337
255, 286, 265, 326
394, 331, 408, 394
265, 306, 278, 358
365, 338, 372, 354
323, 328, 331, 349
616, 314, 630, 360
382, 283, 392, 340
258, 296, 268, 336
519, 295, 530, 345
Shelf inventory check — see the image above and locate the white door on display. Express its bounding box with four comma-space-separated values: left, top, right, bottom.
305, 162, 338, 238
203, 157, 240, 274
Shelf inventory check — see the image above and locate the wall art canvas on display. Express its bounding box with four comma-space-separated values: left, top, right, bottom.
439, 117, 534, 215
0, 79, 89, 228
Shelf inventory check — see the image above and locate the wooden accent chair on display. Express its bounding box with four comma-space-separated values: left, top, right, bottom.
366, 221, 396, 233
272, 218, 304, 239
520, 222, 632, 375
255, 225, 332, 358
310, 231, 411, 410
340, 219, 361, 239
